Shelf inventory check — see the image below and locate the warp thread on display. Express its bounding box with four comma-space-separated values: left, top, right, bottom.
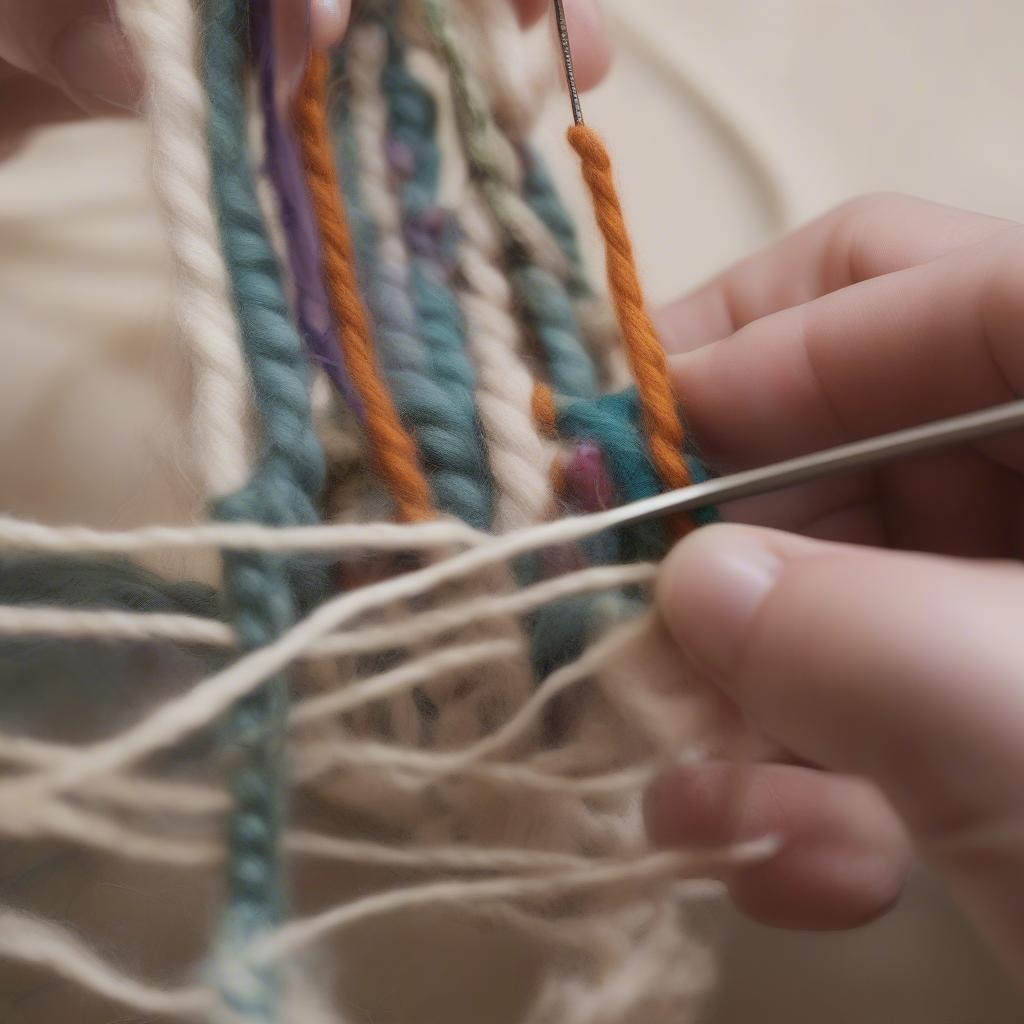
338, 22, 493, 529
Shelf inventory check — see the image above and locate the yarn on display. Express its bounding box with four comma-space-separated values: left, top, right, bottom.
251, 0, 361, 410
568, 125, 694, 516
455, 193, 555, 530
420, 0, 599, 402
204, 0, 328, 1012
295, 52, 434, 522
521, 146, 589, 296
379, 6, 497, 529
447, 0, 626, 387
115, 0, 251, 499
339, 22, 493, 529
0, 3, 737, 1022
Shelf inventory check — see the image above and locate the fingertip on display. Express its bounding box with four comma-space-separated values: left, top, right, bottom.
516, 0, 613, 90
309, 0, 350, 51
657, 524, 787, 690
646, 762, 913, 931
49, 17, 140, 114
563, 0, 613, 92
510, 0, 549, 26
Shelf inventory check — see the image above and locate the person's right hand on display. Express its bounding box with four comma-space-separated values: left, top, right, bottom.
644, 193, 1024, 989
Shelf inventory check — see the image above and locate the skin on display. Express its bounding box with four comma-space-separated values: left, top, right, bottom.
0, 0, 610, 147
648, 195, 1024, 994
3, 0, 1021, 998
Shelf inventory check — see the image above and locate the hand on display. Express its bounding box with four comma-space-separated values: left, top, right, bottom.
0, 0, 609, 141
645, 193, 1024, 988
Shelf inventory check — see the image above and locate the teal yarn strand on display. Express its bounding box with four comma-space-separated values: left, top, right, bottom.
419, 0, 598, 401
380, 12, 495, 530
532, 390, 718, 675
0, 557, 222, 746
335, 27, 494, 529
511, 261, 598, 399
203, 0, 326, 1015
557, 388, 718, 561
520, 145, 589, 296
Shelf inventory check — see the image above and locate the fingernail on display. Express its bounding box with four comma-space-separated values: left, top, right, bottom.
49, 18, 139, 112
658, 525, 781, 683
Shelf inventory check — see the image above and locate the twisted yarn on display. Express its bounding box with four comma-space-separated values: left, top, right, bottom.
203, 0, 328, 1013
456, 194, 554, 531
295, 52, 433, 522
115, 0, 251, 499
568, 125, 694, 510
420, 0, 598, 401
340, 23, 492, 529
379, 8, 497, 528
251, 0, 361, 411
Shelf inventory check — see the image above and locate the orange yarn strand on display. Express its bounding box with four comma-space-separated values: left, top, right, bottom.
568, 125, 693, 506
532, 382, 558, 440
295, 54, 433, 522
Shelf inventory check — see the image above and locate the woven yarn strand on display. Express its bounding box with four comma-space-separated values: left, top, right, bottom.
115, 0, 251, 499
295, 52, 433, 522
203, 0, 329, 1013
421, 0, 599, 401
568, 125, 693, 503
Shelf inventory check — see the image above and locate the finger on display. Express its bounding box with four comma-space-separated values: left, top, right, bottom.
659, 524, 1024, 981
309, 0, 349, 51
270, 0, 348, 113
511, 0, 549, 22
658, 193, 1011, 354
645, 761, 911, 930
671, 228, 1024, 470
0, 72, 85, 153
0, 0, 138, 113
514, 0, 612, 91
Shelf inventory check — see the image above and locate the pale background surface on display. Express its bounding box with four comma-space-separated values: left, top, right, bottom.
1, 1, 1023, 1019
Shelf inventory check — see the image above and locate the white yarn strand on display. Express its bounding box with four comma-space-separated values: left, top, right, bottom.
115, 0, 251, 498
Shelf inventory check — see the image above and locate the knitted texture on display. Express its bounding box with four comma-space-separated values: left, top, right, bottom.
203, 0, 327, 1014
295, 53, 433, 522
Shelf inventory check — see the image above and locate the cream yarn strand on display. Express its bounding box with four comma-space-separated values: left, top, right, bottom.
117, 0, 252, 499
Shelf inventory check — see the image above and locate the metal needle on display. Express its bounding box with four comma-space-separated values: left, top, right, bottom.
552, 0, 584, 125
546, 3, 1024, 529
603, 399, 1024, 529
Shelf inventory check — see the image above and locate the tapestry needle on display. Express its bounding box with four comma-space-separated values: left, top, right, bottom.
552, 0, 584, 125
601, 399, 1024, 530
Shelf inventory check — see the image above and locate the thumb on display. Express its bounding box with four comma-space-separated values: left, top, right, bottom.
0, 0, 138, 115
657, 524, 1024, 980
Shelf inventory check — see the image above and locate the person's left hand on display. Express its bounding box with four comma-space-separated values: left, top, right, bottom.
0, 0, 609, 143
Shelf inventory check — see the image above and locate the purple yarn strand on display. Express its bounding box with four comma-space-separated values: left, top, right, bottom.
252, 0, 363, 416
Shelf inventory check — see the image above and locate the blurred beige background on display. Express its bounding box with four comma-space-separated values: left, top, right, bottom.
2, 1, 1024, 1020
